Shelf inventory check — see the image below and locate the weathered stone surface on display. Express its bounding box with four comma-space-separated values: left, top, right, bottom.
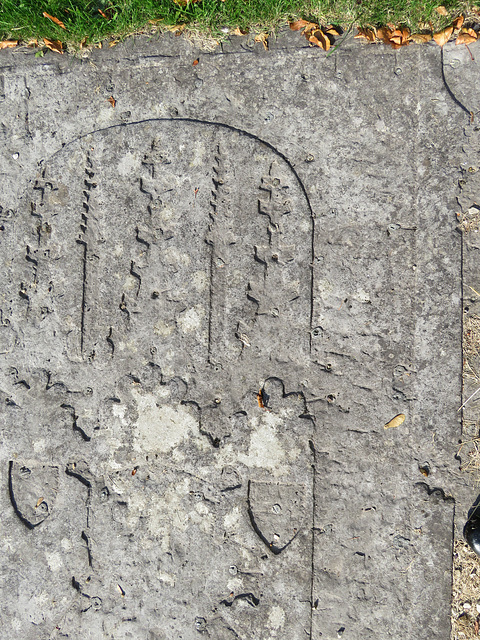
0, 33, 473, 639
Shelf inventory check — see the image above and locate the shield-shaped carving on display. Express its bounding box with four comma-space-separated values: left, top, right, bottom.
247, 479, 307, 554
8, 460, 59, 529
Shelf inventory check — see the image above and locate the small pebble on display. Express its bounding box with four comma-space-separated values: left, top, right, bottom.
463, 602, 472, 610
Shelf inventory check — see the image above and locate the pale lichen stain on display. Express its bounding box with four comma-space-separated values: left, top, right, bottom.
131, 388, 198, 453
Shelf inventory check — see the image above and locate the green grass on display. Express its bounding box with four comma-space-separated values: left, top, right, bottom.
0, 0, 475, 47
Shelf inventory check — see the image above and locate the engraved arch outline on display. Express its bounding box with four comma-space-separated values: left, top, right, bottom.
46, 118, 316, 351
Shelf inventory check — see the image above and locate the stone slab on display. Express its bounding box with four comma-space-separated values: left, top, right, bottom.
0, 33, 473, 639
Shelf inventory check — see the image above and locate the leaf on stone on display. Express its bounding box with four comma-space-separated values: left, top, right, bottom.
0, 40, 18, 49
42, 12, 66, 30
456, 28, 478, 45
193, 58, 199, 65
410, 32, 433, 43
384, 413, 406, 430
43, 38, 63, 54
453, 15, 465, 29
254, 33, 269, 50
433, 25, 453, 46
108, 96, 116, 108
435, 5, 448, 15
257, 389, 265, 408
231, 27, 248, 36
355, 27, 376, 41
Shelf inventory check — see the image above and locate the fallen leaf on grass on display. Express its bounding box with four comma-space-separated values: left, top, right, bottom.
43, 12, 66, 30
290, 20, 338, 50
453, 15, 465, 29
433, 25, 453, 46
0, 40, 18, 49
376, 25, 394, 43
325, 24, 342, 36
456, 28, 478, 45
108, 96, 116, 108
160, 24, 186, 35
410, 32, 433, 43
289, 19, 311, 31
254, 33, 269, 50
376, 25, 411, 48
435, 5, 448, 16
355, 27, 376, 41
389, 27, 411, 47
43, 38, 63, 53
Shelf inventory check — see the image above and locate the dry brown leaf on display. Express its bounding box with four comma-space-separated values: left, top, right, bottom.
376, 26, 394, 43
309, 30, 330, 51
35, 497, 44, 508
355, 27, 376, 41
254, 33, 269, 50
435, 5, 448, 15
433, 25, 453, 46
98, 9, 109, 19
390, 27, 410, 45
108, 96, 116, 108
456, 29, 478, 45
410, 32, 433, 43
193, 58, 199, 66
289, 19, 310, 31
162, 24, 186, 34
231, 27, 248, 36
296, 21, 320, 37
43, 12, 66, 30
109, 40, 119, 47
384, 413, 406, 430
79, 36, 88, 49
43, 38, 63, 54
453, 15, 465, 29
27, 38, 38, 47
325, 24, 341, 36
0, 40, 18, 49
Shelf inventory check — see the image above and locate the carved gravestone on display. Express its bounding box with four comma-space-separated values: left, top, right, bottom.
1, 120, 317, 639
